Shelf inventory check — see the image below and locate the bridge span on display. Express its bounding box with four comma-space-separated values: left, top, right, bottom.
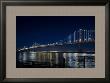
17, 42, 95, 53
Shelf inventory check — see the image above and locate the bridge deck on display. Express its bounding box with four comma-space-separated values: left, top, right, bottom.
18, 42, 95, 53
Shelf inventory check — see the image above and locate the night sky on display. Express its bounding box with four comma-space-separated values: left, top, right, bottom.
16, 16, 95, 49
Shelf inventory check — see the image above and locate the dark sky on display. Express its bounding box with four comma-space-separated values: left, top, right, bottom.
16, 16, 95, 48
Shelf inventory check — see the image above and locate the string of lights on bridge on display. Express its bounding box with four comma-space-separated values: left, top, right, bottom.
18, 29, 95, 51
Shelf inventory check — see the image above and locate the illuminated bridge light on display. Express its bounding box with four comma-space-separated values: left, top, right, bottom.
25, 48, 28, 50
34, 46, 38, 48
55, 42, 58, 45
40, 45, 46, 47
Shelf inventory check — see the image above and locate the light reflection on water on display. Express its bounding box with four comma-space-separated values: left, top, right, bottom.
17, 52, 95, 68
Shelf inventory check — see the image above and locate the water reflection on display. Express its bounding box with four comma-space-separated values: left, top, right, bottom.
16, 52, 95, 68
